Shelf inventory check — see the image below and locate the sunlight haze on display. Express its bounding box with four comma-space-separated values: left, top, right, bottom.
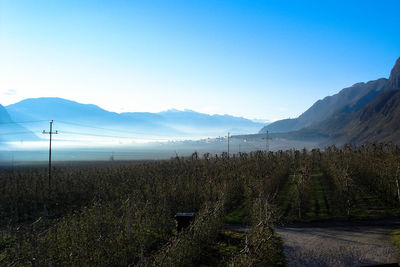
1, 0, 399, 121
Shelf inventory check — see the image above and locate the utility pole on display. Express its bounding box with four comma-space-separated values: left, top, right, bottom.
227, 132, 230, 157
11, 152, 14, 172
43, 120, 58, 195
264, 131, 271, 153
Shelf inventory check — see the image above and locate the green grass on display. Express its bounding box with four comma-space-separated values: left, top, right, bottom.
0, 233, 15, 263
349, 185, 400, 220
390, 229, 400, 250
224, 203, 250, 224
272, 234, 287, 267
197, 230, 245, 266
312, 173, 329, 217
277, 174, 297, 220
0, 233, 15, 251
278, 172, 330, 222
306, 172, 329, 220
277, 169, 400, 222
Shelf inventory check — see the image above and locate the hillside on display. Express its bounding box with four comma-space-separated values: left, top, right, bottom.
325, 57, 400, 145
0, 104, 39, 143
0, 104, 13, 123
260, 78, 388, 133
258, 57, 400, 147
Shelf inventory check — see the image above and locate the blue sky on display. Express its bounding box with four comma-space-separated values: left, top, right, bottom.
1, 0, 399, 121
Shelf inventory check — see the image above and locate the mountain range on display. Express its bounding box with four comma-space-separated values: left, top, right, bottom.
2, 57, 400, 147
260, 57, 400, 146
327, 57, 400, 145
3, 99, 265, 141
0, 104, 39, 143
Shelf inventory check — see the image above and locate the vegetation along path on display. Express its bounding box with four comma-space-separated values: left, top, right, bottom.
276, 219, 400, 266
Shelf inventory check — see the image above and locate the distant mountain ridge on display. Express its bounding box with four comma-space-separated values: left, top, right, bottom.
386, 57, 400, 90
0, 104, 39, 143
260, 78, 388, 133
5, 98, 265, 139
325, 57, 400, 145
260, 57, 400, 146
0, 104, 13, 123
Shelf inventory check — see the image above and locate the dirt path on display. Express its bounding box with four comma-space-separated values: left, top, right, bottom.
276, 219, 400, 266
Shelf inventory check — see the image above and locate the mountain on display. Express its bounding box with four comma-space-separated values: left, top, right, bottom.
260, 78, 388, 133
6, 97, 120, 122
260, 57, 400, 146
325, 57, 400, 145
137, 109, 264, 134
257, 57, 400, 147
0, 104, 39, 143
6, 98, 264, 140
386, 57, 400, 89
0, 104, 13, 124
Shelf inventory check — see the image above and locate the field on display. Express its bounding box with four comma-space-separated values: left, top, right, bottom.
1, 143, 400, 266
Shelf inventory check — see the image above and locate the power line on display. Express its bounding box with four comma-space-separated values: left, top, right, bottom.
57, 120, 123, 132
2, 119, 172, 137
0, 120, 49, 125
60, 130, 171, 141
3, 120, 270, 151
246, 142, 263, 150
57, 120, 170, 136
0, 131, 36, 135
0, 129, 169, 141
0, 129, 165, 140
61, 130, 131, 139
3, 119, 237, 140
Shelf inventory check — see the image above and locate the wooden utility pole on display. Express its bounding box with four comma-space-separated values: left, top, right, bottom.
264, 131, 271, 153
227, 132, 230, 157
43, 120, 58, 195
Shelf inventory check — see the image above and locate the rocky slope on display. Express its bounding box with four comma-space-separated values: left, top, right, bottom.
327, 57, 400, 145
260, 78, 388, 133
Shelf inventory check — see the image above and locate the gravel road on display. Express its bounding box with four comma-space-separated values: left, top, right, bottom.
276, 219, 400, 266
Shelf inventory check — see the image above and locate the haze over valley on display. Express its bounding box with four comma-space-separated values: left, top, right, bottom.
2, 57, 400, 162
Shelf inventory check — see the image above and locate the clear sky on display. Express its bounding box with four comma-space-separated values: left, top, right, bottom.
1, 0, 399, 121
